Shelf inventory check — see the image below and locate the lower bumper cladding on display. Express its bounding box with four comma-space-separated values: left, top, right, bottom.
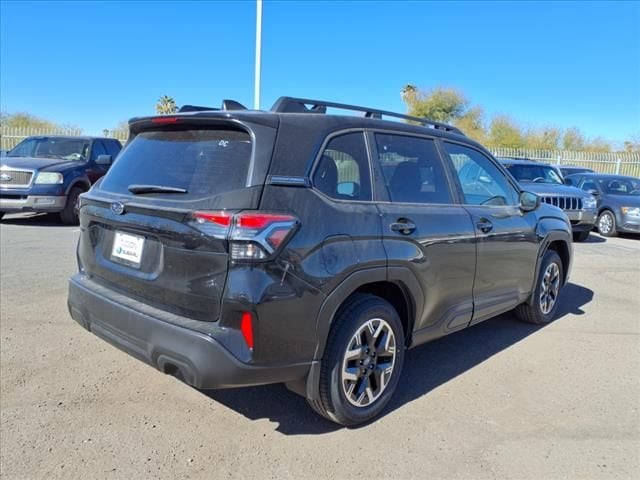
67, 274, 310, 389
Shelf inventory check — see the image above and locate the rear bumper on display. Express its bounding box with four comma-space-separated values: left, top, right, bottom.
67, 274, 310, 389
0, 194, 67, 212
566, 208, 597, 231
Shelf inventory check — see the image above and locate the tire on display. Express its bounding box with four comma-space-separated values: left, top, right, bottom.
572, 230, 590, 242
0, 212, 4, 221
308, 294, 405, 426
515, 250, 564, 325
597, 210, 617, 237
60, 187, 83, 225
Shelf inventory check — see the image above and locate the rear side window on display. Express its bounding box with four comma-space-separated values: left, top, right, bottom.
100, 129, 251, 199
313, 132, 372, 201
374, 134, 452, 204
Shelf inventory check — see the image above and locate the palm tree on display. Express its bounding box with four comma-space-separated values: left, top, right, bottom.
155, 95, 177, 115
400, 84, 418, 105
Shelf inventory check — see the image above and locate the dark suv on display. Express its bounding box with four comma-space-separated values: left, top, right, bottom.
67, 98, 573, 426
498, 159, 597, 242
0, 136, 122, 224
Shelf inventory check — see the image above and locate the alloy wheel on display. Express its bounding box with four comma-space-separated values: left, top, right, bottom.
598, 212, 613, 234
341, 317, 397, 407
539, 262, 560, 315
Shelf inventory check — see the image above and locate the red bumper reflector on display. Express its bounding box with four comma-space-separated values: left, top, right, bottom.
240, 312, 254, 350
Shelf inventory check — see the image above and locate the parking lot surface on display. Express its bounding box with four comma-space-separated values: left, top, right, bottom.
1, 213, 639, 479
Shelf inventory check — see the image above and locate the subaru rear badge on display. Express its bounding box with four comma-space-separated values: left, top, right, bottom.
111, 202, 125, 215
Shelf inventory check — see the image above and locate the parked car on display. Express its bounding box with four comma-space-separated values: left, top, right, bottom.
565, 172, 640, 236
0, 136, 122, 223
559, 165, 595, 178
67, 97, 573, 426
499, 158, 597, 241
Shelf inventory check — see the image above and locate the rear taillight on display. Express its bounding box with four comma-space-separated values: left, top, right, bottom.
189, 211, 299, 261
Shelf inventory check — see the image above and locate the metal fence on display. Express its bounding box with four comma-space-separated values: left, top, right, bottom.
490, 147, 640, 177
0, 127, 84, 151
2, 126, 639, 177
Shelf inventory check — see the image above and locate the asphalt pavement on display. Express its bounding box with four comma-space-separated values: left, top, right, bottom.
1, 212, 638, 479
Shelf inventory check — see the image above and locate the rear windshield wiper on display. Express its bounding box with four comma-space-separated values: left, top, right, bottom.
128, 184, 188, 194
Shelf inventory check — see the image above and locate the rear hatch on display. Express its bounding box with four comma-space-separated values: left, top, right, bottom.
77, 116, 277, 322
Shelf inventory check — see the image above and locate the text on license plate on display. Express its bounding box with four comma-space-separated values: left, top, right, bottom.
111, 231, 145, 266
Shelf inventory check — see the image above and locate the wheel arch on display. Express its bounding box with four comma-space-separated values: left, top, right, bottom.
65, 177, 91, 195
302, 267, 423, 401
527, 232, 572, 305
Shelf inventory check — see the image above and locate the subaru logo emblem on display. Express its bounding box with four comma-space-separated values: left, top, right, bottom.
111, 202, 125, 215
0, 173, 12, 181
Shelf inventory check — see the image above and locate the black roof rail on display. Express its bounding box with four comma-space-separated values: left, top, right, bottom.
221, 99, 248, 111
179, 105, 220, 113
178, 99, 248, 113
270, 96, 464, 135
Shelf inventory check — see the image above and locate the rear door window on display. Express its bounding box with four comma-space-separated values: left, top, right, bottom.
374, 134, 453, 204
100, 129, 252, 199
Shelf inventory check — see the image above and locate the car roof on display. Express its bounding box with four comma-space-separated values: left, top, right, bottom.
128, 109, 477, 145
24, 135, 119, 142
498, 158, 556, 166
566, 172, 638, 181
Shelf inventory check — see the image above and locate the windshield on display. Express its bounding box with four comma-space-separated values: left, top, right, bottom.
598, 177, 640, 196
504, 163, 563, 184
8, 137, 90, 161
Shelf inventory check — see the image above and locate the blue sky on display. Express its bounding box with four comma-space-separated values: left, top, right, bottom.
1, 0, 639, 144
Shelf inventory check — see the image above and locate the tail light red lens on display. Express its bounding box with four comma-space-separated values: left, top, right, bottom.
236, 213, 298, 229
189, 210, 299, 261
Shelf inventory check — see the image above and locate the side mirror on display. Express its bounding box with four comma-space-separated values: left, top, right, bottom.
586, 189, 599, 196
519, 191, 540, 212
95, 154, 112, 165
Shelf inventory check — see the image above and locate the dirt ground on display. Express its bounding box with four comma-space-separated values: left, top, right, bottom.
1, 212, 639, 479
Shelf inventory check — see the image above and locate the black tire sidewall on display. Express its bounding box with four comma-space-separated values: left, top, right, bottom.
322, 296, 405, 426
60, 188, 82, 225
573, 231, 590, 242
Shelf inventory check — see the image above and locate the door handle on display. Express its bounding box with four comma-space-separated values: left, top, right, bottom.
476, 219, 493, 234
390, 220, 416, 235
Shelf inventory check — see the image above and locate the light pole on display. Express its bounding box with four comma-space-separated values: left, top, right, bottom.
254, 0, 263, 110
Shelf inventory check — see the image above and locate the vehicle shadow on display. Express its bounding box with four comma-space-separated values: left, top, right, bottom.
618, 233, 640, 241
582, 234, 606, 243
199, 282, 593, 435
0, 212, 70, 227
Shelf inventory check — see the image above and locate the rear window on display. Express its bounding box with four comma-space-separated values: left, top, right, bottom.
100, 129, 251, 199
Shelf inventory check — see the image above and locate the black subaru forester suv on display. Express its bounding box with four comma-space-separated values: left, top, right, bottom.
68, 97, 572, 426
